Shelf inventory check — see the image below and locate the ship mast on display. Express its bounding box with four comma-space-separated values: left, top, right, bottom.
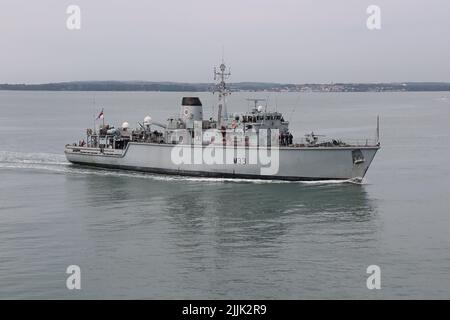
213, 61, 231, 126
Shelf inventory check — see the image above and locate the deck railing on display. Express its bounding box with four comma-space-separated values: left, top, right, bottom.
293, 137, 379, 147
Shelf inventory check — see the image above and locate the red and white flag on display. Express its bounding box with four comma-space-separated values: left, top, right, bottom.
96, 109, 104, 120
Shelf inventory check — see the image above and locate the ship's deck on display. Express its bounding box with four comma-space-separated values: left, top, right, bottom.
65, 141, 380, 158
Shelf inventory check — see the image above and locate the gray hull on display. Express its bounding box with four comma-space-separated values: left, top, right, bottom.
65, 143, 379, 181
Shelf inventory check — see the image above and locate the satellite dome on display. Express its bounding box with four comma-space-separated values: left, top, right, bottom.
121, 122, 129, 130
257, 105, 264, 112
144, 116, 152, 126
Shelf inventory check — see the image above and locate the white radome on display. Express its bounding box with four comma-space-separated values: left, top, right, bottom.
257, 105, 264, 112
121, 122, 129, 130
144, 116, 152, 126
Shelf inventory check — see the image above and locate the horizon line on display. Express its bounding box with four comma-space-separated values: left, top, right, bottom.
2, 80, 450, 86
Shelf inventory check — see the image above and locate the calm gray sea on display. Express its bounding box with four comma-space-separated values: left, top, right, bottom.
1, 91, 450, 299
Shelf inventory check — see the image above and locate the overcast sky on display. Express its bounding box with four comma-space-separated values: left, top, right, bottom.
1, 0, 449, 83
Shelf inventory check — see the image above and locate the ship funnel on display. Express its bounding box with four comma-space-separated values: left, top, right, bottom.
181, 97, 203, 129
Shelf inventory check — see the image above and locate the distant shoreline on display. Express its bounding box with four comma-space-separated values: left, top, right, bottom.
1, 81, 450, 92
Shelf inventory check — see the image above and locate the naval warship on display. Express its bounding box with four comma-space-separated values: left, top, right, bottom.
65, 62, 380, 181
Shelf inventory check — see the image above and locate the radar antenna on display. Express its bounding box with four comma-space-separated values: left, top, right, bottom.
213, 61, 231, 125
246, 98, 267, 112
